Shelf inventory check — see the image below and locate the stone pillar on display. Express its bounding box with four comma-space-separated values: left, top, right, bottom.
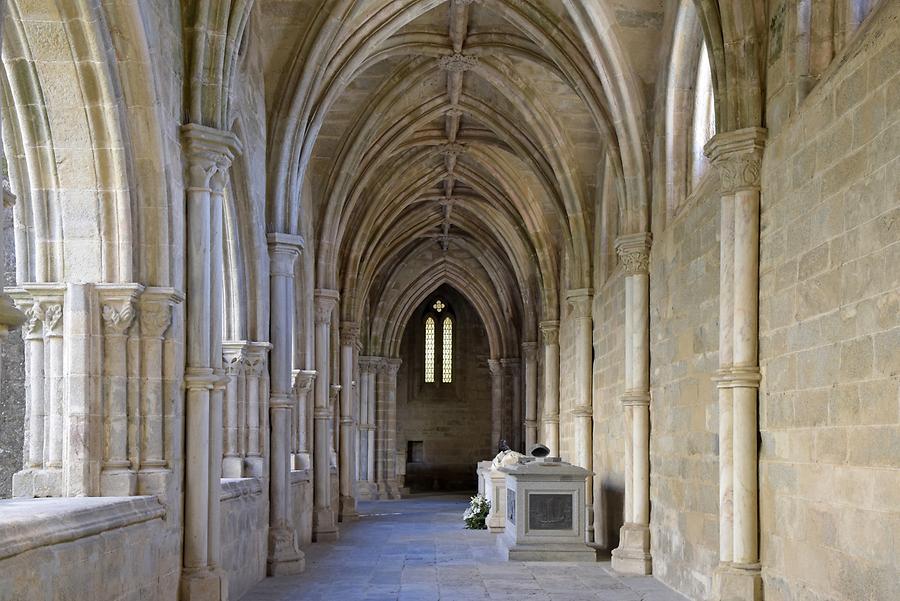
98, 285, 142, 496
566, 289, 593, 543
181, 123, 240, 601
267, 233, 305, 575
539, 321, 560, 456
488, 359, 503, 448
339, 322, 360, 519
522, 342, 538, 449
292, 369, 316, 470
313, 289, 339, 541
706, 128, 766, 601
612, 233, 653, 574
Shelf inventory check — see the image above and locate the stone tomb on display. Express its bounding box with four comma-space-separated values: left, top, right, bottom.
497, 455, 595, 561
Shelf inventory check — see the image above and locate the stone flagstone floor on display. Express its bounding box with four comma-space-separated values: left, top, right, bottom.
241, 495, 688, 601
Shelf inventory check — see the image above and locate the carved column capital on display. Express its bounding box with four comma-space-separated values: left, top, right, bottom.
181, 123, 243, 190
138, 287, 183, 339
267, 232, 305, 276
223, 341, 250, 376
521, 342, 538, 361
704, 127, 767, 194
384, 358, 402, 377
292, 369, 317, 394
615, 232, 652, 276
314, 289, 339, 325
21, 303, 43, 340
329, 384, 342, 407
97, 284, 143, 335
340, 322, 360, 346
565, 288, 593, 318
487, 359, 502, 376
539, 320, 559, 346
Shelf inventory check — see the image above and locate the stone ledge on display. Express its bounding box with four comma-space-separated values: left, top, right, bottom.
0, 496, 165, 561
220, 477, 263, 501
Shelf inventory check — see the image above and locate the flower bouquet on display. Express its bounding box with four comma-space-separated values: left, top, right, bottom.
463, 494, 491, 529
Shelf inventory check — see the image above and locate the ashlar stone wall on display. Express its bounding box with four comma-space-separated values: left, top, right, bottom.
647, 174, 722, 600
757, 5, 899, 600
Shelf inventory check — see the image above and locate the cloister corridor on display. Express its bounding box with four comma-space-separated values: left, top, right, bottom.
0, 1, 897, 600
241, 495, 688, 601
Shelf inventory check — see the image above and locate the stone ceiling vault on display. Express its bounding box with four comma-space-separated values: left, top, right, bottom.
264, 0, 662, 345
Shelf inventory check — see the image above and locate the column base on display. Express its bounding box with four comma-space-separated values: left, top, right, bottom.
180, 567, 226, 601
267, 527, 305, 576
138, 467, 173, 497
611, 523, 652, 575
100, 468, 137, 496
12, 467, 61, 497
222, 455, 243, 478
355, 480, 377, 500
376, 482, 392, 500
313, 508, 339, 542
292, 452, 311, 471
340, 495, 359, 520
245, 456, 264, 478
714, 562, 763, 601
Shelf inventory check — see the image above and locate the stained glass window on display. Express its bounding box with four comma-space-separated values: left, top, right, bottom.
424, 316, 435, 383
442, 316, 453, 383
433, 300, 445, 313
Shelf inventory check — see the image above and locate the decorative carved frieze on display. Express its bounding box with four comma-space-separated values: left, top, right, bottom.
438, 53, 478, 72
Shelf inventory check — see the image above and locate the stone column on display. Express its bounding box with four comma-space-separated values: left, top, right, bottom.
339, 322, 360, 519
566, 289, 593, 543
488, 359, 503, 448
21, 304, 44, 471
292, 370, 316, 470
313, 289, 339, 541
138, 289, 181, 494
539, 321, 560, 456
267, 233, 305, 575
98, 286, 142, 496
522, 342, 538, 449
384, 358, 402, 498
37, 288, 65, 496
502, 358, 522, 451
706, 128, 766, 601
244, 346, 266, 477
364, 360, 377, 493
222, 342, 248, 478
612, 234, 653, 574
180, 123, 240, 600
